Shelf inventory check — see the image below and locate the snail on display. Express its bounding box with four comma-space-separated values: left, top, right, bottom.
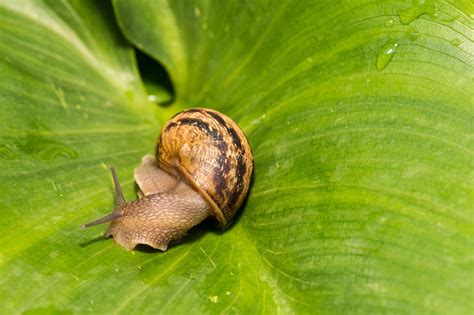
81, 108, 253, 251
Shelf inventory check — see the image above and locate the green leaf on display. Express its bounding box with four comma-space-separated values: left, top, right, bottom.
1, 0, 473, 314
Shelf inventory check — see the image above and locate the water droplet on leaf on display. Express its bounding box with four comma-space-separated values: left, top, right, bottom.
147, 95, 159, 102
450, 38, 462, 47
397, 0, 439, 25
385, 17, 396, 27
376, 42, 399, 71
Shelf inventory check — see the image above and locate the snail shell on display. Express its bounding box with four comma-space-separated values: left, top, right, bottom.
155, 108, 253, 226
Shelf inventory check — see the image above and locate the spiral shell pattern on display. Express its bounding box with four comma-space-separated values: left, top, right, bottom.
156, 108, 253, 226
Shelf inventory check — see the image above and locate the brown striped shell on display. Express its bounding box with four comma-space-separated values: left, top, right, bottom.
156, 108, 253, 226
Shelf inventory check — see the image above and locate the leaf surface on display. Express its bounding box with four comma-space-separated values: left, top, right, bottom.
1, 0, 473, 314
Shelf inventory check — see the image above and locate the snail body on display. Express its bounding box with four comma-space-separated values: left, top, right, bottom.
81, 108, 253, 251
